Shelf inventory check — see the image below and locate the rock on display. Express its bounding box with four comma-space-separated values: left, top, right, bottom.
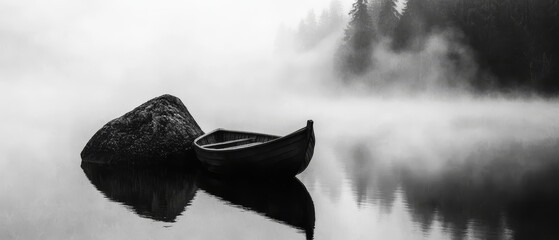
81, 94, 204, 165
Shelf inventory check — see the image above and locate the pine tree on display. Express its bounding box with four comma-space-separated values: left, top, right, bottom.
337, 0, 376, 77
321, 0, 346, 38
344, 0, 375, 49
329, 0, 345, 28
368, 0, 383, 29
297, 10, 318, 50
378, 0, 401, 36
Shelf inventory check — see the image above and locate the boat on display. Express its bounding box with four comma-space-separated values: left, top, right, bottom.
193, 120, 315, 177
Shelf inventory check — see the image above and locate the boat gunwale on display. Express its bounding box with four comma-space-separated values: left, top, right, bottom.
194, 126, 309, 153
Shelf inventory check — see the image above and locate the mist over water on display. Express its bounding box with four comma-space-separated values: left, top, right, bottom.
2, 0, 559, 239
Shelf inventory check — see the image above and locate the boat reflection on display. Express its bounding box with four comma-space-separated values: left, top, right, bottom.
198, 174, 316, 240
81, 162, 316, 238
81, 163, 199, 222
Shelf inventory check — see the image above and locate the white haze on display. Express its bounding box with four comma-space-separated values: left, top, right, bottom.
1, 0, 559, 180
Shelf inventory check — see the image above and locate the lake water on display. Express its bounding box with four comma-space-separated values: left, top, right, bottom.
3, 0, 559, 239
2, 92, 559, 240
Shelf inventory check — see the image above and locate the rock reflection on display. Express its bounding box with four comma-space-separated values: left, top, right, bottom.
81, 163, 198, 222
198, 175, 316, 240
81, 163, 316, 238
344, 141, 559, 239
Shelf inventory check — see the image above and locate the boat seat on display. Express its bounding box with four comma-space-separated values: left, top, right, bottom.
202, 138, 256, 149
220, 142, 262, 150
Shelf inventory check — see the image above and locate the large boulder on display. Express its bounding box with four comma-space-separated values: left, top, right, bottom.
81, 94, 204, 165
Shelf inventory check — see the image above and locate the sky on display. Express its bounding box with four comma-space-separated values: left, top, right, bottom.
0, 0, 355, 143
0, 0, 346, 62
0, 0, 352, 103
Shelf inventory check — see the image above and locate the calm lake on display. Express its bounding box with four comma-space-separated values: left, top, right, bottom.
2, 93, 559, 240
2, 0, 559, 239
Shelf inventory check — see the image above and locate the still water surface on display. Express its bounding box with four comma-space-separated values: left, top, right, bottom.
2, 96, 559, 240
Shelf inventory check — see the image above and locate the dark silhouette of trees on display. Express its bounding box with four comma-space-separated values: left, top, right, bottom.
391, 0, 559, 94
345, 0, 376, 50
377, 0, 401, 36
368, 0, 382, 28
301, 0, 559, 94
367, 0, 402, 37
336, 0, 376, 78
392, 0, 450, 51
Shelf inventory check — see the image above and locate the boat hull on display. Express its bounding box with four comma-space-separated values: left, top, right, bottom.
194, 121, 315, 177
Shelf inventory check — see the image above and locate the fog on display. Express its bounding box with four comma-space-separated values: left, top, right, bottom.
3, 1, 559, 239
2, 0, 559, 170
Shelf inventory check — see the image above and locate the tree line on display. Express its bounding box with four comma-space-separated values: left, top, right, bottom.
337, 0, 559, 94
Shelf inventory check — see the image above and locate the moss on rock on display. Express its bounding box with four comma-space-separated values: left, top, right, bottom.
81, 94, 204, 165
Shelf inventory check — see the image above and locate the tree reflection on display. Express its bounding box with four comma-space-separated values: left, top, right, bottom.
346, 144, 399, 213
343, 140, 559, 239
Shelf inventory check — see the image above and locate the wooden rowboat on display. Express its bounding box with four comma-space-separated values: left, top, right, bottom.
193, 120, 315, 177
